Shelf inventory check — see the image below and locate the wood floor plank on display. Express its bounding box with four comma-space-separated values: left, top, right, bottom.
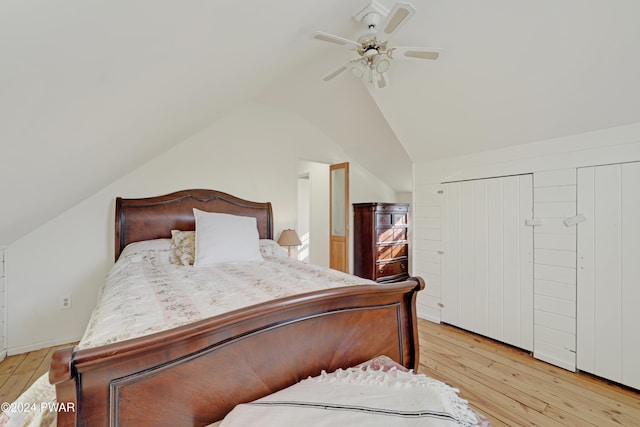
0, 373, 9, 394
490, 358, 640, 427
421, 321, 640, 426
0, 370, 34, 403
423, 328, 639, 426
0, 348, 51, 403
424, 348, 571, 426
419, 319, 640, 427
0, 354, 26, 377
423, 333, 549, 412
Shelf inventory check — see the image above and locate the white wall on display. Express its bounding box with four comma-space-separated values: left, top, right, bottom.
296, 175, 310, 263
297, 159, 398, 272
413, 121, 640, 322
6, 102, 398, 354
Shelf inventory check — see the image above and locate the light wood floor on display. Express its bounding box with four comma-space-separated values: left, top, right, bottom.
418, 319, 640, 426
1, 320, 639, 426
0, 342, 76, 405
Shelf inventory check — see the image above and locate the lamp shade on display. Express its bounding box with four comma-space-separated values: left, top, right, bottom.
278, 229, 302, 247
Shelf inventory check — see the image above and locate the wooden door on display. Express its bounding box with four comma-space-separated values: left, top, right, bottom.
330, 163, 349, 272
577, 162, 640, 389
442, 174, 534, 350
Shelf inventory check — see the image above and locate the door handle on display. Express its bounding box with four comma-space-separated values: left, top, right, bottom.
564, 214, 586, 227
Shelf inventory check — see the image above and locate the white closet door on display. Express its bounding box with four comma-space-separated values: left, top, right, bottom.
577, 162, 640, 389
532, 169, 577, 372
442, 175, 534, 350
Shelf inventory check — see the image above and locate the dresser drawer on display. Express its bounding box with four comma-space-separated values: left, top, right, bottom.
392, 213, 407, 225
376, 213, 392, 226
376, 227, 407, 243
376, 212, 408, 227
377, 244, 408, 261
375, 204, 408, 213
376, 259, 408, 280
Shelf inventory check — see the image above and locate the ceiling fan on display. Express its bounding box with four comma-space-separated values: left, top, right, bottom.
312, 1, 441, 89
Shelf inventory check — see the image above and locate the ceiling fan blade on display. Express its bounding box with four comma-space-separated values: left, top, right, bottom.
312, 31, 361, 50
322, 60, 356, 81
377, 2, 416, 40
389, 46, 441, 61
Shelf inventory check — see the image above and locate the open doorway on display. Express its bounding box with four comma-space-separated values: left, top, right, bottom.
297, 161, 330, 268
297, 174, 310, 263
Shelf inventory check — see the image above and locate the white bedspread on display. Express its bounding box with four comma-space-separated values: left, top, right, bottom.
1, 240, 373, 427
80, 239, 371, 349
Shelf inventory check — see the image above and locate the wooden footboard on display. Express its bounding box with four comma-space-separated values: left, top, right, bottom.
50, 277, 424, 427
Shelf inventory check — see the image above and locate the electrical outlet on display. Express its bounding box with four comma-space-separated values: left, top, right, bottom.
60, 294, 72, 309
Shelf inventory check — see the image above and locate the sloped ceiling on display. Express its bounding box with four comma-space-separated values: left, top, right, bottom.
2, 0, 640, 245
369, 1, 640, 161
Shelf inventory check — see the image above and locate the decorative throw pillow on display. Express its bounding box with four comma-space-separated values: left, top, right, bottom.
170, 230, 195, 266
193, 209, 263, 266
259, 239, 288, 258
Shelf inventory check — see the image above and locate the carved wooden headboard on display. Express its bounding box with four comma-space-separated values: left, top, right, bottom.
114, 189, 273, 261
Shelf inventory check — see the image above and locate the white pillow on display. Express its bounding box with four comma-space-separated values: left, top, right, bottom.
193, 209, 263, 266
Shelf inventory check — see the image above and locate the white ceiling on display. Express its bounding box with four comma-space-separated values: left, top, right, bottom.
2, 0, 640, 245
369, 1, 640, 161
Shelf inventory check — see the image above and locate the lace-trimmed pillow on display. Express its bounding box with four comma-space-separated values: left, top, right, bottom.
170, 230, 195, 266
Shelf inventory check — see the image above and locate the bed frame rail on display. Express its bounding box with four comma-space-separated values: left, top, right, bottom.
50, 277, 424, 427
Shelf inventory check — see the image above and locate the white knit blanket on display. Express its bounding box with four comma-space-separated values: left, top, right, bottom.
219, 367, 479, 427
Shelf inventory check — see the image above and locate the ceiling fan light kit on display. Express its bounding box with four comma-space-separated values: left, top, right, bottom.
372, 55, 390, 73
351, 59, 368, 78
312, 1, 441, 89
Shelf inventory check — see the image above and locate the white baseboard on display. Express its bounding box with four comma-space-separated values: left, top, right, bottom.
417, 304, 441, 324
0, 349, 6, 363
420, 316, 441, 324
534, 351, 577, 372
8, 336, 81, 356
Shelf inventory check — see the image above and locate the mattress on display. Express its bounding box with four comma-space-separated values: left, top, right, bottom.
1, 238, 373, 427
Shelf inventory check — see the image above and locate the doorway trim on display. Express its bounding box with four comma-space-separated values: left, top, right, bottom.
330, 162, 349, 272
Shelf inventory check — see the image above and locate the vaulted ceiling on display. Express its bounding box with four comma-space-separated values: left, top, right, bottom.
2, 0, 640, 245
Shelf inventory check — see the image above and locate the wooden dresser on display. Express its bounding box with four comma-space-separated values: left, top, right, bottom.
353, 203, 409, 283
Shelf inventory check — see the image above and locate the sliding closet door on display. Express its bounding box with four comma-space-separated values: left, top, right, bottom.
577, 162, 640, 389
442, 174, 534, 350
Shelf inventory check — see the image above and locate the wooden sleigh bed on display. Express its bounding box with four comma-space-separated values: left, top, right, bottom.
48, 189, 425, 427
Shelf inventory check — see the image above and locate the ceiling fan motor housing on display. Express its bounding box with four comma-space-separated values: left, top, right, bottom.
364, 46, 379, 57
363, 11, 381, 29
